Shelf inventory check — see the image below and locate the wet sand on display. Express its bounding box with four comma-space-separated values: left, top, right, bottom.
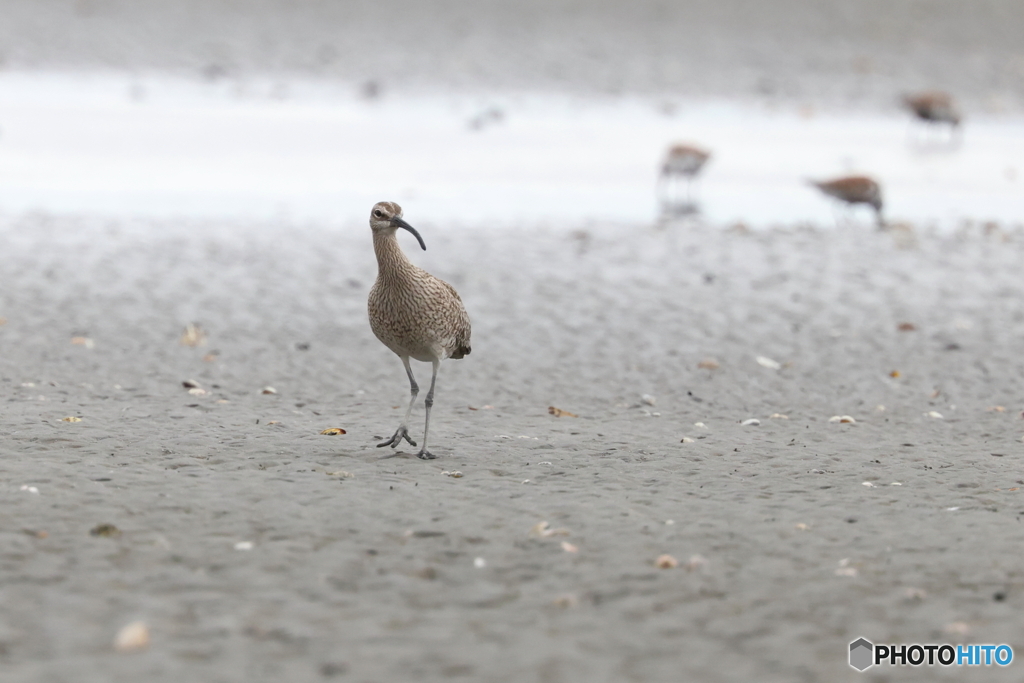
2, 215, 1024, 681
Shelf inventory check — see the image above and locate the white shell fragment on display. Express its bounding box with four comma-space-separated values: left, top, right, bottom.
756, 356, 782, 370
261, 386, 277, 395
741, 418, 761, 426
641, 394, 657, 406
113, 621, 150, 652
442, 471, 463, 478
828, 415, 856, 424
20, 485, 40, 494
560, 541, 578, 553
234, 541, 254, 551
684, 554, 708, 571
187, 387, 207, 396
925, 411, 944, 419
530, 521, 570, 538
680, 437, 695, 443
473, 557, 486, 568
769, 413, 789, 419
693, 422, 708, 429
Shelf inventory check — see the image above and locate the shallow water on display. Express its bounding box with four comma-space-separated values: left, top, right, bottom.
0, 72, 1021, 229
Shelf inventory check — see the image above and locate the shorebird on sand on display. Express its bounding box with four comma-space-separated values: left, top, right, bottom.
658, 143, 711, 205
808, 175, 885, 228
367, 201, 471, 460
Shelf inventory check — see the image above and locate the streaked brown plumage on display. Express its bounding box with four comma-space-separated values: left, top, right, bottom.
367, 201, 471, 460
809, 175, 884, 228
902, 91, 961, 127
658, 143, 711, 204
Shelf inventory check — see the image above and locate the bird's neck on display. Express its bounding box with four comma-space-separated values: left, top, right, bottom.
373, 230, 416, 280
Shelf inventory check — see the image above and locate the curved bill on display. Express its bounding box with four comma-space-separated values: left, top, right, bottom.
391, 217, 426, 251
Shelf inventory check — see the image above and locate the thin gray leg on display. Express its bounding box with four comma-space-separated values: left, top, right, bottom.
417, 360, 440, 460
378, 356, 418, 449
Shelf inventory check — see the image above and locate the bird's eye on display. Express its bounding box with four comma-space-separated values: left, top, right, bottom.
373, 210, 383, 218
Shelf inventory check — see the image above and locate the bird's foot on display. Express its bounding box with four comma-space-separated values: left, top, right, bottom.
416, 448, 436, 460
377, 426, 416, 449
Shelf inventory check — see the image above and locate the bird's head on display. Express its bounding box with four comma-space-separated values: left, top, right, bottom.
369, 201, 426, 250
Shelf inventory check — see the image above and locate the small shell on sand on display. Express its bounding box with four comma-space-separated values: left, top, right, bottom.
71, 336, 95, 349
641, 394, 656, 406
547, 406, 577, 418
655, 554, 678, 569
680, 437, 695, 443
113, 621, 150, 652
741, 418, 760, 426
442, 470, 463, 478
61, 416, 82, 422
187, 387, 207, 396
234, 541, 253, 551
697, 358, 719, 370
756, 356, 781, 370
794, 523, 809, 530
262, 386, 277, 395
473, 557, 486, 568
182, 379, 200, 388
560, 541, 578, 553
769, 413, 788, 419
925, 411, 944, 419
828, 415, 856, 423
319, 428, 346, 435
693, 422, 707, 429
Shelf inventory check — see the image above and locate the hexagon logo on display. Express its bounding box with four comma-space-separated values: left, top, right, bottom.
849, 638, 874, 671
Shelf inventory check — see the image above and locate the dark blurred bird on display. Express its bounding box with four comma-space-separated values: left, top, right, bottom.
658, 143, 711, 205
903, 91, 961, 143
809, 175, 884, 228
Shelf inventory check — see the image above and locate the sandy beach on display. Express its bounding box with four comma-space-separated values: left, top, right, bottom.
2, 1, 1024, 681
2, 215, 1024, 681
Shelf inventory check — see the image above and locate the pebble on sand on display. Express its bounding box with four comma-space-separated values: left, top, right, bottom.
641, 394, 657, 406
113, 621, 150, 653
90, 523, 121, 537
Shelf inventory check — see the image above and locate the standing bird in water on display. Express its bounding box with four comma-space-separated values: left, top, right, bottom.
808, 175, 885, 228
658, 143, 711, 207
367, 201, 471, 460
902, 91, 962, 143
